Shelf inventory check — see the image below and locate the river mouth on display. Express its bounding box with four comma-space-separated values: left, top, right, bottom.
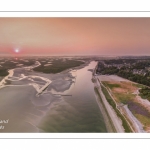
0, 60, 107, 132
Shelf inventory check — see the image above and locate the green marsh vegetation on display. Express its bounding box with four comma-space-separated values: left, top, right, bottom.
33, 58, 85, 74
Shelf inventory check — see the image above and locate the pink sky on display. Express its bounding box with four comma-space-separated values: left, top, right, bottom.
0, 18, 150, 56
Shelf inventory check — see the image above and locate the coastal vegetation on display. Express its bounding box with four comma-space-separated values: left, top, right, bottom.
33, 59, 85, 73
139, 87, 150, 101
101, 84, 132, 132
96, 59, 150, 86
94, 87, 116, 132
0, 57, 86, 76
0, 58, 35, 76
102, 80, 150, 131
102, 81, 135, 104
0, 68, 9, 76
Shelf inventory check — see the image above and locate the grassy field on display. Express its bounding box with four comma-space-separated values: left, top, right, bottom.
102, 82, 121, 89
101, 85, 132, 132
102, 80, 150, 132
134, 114, 150, 131
102, 81, 135, 104
133, 83, 146, 89
114, 93, 135, 104
131, 83, 150, 101
33, 59, 85, 74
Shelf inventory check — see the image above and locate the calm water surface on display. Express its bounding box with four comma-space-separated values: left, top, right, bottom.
39, 61, 107, 132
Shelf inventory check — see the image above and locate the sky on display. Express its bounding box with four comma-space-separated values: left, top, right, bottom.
0, 18, 150, 56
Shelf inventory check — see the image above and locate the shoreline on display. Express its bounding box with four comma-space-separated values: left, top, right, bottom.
94, 74, 148, 132
0, 60, 82, 132
93, 63, 125, 132
94, 85, 117, 132
0, 61, 106, 132
37, 61, 107, 133
95, 77, 125, 132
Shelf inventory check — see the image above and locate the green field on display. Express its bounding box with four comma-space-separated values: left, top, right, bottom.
102, 81, 121, 89
102, 81, 136, 104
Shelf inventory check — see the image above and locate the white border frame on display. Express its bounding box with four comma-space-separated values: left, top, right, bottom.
0, 11, 150, 139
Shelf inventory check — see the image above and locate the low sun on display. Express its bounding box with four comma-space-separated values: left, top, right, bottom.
15, 49, 19, 53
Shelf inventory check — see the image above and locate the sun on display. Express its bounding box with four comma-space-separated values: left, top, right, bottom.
15, 49, 19, 53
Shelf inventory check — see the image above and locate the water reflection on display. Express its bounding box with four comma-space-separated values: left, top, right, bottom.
39, 61, 107, 132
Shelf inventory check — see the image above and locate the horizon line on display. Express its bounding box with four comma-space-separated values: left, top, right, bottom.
0, 54, 150, 57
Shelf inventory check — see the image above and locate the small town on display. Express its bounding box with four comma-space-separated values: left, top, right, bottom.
96, 57, 150, 87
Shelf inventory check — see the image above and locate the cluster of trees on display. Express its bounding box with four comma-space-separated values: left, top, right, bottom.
97, 60, 150, 86
139, 87, 150, 101
104, 59, 137, 65
97, 62, 120, 75
117, 70, 150, 86
0, 68, 9, 76
104, 59, 125, 65
132, 61, 150, 69
104, 59, 150, 68
101, 66, 119, 75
